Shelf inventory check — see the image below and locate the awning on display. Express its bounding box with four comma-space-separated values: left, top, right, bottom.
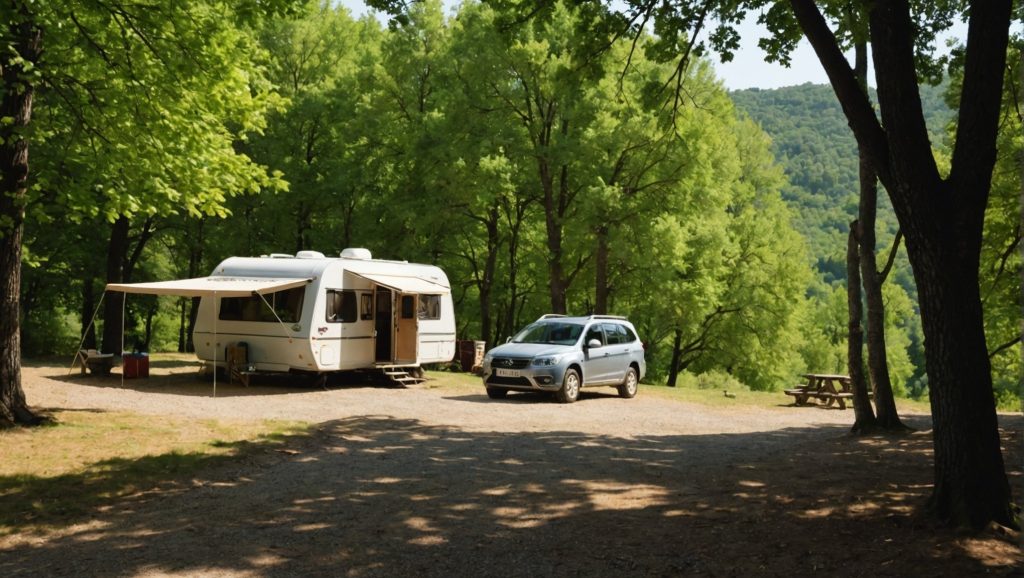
348, 271, 449, 294
106, 276, 312, 297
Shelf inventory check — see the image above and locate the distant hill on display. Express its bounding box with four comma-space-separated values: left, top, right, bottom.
730, 82, 953, 286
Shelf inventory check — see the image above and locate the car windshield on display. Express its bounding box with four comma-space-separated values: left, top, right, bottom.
512, 322, 583, 345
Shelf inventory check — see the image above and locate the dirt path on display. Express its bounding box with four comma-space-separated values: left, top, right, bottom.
2, 362, 1020, 577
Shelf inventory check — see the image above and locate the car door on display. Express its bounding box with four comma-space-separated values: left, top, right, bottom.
601, 323, 632, 383
581, 324, 614, 384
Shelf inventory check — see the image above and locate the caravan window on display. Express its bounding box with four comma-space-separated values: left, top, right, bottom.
219, 287, 305, 323
418, 295, 441, 320
326, 290, 358, 323
401, 295, 415, 319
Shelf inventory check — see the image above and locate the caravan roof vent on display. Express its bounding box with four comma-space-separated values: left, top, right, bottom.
295, 250, 326, 259
268, 253, 293, 259
340, 248, 372, 260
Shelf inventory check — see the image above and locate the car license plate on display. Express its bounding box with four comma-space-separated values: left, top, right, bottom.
496, 368, 520, 378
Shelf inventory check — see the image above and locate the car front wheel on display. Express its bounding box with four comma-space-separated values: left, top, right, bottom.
618, 367, 638, 399
486, 387, 509, 399
556, 368, 581, 403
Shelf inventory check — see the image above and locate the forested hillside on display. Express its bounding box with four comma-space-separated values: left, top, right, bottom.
730, 83, 952, 288
730, 82, 1019, 406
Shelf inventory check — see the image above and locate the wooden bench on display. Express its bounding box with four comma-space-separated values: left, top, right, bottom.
819, 392, 854, 409
784, 388, 811, 405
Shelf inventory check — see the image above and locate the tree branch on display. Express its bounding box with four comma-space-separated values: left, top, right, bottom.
948, 0, 1013, 209
878, 229, 903, 283
989, 336, 1021, 359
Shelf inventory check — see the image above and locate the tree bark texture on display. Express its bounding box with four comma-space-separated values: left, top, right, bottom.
0, 8, 41, 427
790, 0, 1014, 528
101, 216, 129, 354
666, 329, 683, 387
846, 221, 877, 433
594, 225, 609, 314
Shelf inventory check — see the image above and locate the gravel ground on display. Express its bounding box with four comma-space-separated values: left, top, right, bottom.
2, 360, 1020, 577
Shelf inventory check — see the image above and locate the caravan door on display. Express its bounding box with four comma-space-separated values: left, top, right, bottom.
374, 287, 393, 362
350, 270, 447, 365
394, 294, 418, 364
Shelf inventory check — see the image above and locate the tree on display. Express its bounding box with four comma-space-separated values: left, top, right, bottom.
0, 0, 295, 427
0, 4, 43, 426
604, 0, 1015, 529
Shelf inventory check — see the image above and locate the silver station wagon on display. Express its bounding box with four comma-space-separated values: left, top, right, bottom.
481, 315, 646, 403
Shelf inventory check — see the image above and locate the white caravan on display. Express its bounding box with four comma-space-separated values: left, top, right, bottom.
188, 249, 456, 374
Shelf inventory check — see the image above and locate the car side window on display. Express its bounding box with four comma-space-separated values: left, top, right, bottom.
585, 326, 604, 346
603, 323, 626, 345
622, 325, 638, 343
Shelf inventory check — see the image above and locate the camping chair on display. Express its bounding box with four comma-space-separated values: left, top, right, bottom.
75, 349, 116, 375
226, 344, 250, 387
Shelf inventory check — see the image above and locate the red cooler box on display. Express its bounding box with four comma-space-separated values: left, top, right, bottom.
123, 353, 150, 378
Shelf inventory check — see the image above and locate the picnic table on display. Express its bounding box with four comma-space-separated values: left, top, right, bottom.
784, 373, 865, 409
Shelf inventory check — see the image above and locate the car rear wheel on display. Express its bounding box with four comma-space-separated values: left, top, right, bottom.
486, 387, 509, 399
617, 367, 639, 399
556, 368, 581, 403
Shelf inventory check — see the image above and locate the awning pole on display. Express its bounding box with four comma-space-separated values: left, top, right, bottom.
68, 291, 108, 375
213, 291, 217, 398
120, 292, 126, 389
256, 291, 295, 343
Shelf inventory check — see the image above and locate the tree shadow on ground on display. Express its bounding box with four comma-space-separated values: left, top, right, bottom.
43, 366, 404, 398
447, 390, 622, 405
1, 415, 1019, 577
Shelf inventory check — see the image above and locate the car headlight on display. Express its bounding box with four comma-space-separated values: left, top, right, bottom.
533, 355, 562, 366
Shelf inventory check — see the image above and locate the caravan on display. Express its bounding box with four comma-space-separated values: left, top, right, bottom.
186, 249, 456, 377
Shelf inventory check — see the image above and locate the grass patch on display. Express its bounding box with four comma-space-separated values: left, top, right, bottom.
0, 410, 309, 535
424, 368, 482, 392
425, 367, 933, 414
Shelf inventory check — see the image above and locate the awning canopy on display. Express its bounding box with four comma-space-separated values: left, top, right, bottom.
106, 276, 312, 298
348, 271, 449, 294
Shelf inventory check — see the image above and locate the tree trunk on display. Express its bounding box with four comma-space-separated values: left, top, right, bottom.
790, 0, 1014, 531
81, 277, 97, 350
0, 8, 41, 427
478, 205, 500, 345
848, 36, 905, 431
542, 166, 567, 314
858, 169, 905, 430
101, 216, 130, 355
915, 237, 1013, 528
184, 220, 204, 353
178, 297, 187, 353
846, 220, 877, 433
594, 225, 609, 314
186, 297, 200, 353
666, 329, 683, 387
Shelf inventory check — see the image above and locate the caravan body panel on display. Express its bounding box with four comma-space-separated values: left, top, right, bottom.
193, 252, 456, 372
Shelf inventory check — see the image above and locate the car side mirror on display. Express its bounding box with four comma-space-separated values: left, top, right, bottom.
505, 336, 512, 343
587, 339, 602, 349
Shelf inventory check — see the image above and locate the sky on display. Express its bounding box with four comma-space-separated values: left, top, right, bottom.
339, 1, 972, 91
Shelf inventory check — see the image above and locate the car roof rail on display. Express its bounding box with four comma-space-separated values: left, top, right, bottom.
589, 314, 628, 320
537, 313, 567, 320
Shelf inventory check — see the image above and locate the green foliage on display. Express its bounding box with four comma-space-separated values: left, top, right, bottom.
675, 369, 749, 393
18, 0, 975, 407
